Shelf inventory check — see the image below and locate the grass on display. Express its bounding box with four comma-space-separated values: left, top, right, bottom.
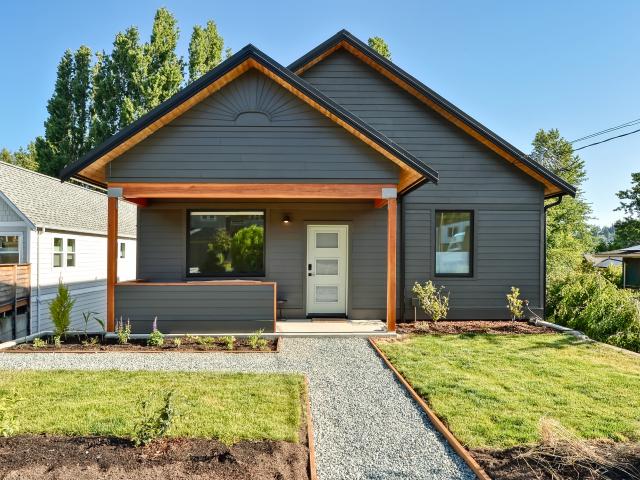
378, 334, 640, 450
0, 370, 304, 444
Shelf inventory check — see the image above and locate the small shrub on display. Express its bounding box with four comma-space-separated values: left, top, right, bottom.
49, 280, 75, 337
218, 336, 235, 350
82, 311, 104, 338
196, 336, 215, 347
147, 317, 164, 347
0, 390, 21, 437
53, 335, 62, 348
506, 287, 525, 321
412, 281, 450, 322
116, 317, 131, 345
248, 329, 268, 350
32, 338, 47, 349
172, 338, 182, 348
131, 391, 176, 447
81, 336, 100, 347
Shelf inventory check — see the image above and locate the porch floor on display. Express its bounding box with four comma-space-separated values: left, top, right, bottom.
275, 319, 393, 337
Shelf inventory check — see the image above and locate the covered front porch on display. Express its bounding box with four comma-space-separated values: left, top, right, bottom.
107, 183, 399, 335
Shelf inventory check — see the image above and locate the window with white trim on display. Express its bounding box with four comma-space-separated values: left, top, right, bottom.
66, 239, 76, 267
53, 237, 63, 268
0, 234, 21, 264
53, 237, 77, 268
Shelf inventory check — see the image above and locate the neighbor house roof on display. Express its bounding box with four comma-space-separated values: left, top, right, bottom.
60, 44, 438, 192
289, 30, 576, 199
598, 245, 640, 258
0, 162, 137, 237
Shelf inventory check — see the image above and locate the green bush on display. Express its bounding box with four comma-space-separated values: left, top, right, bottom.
230, 225, 264, 273
547, 269, 640, 352
49, 280, 75, 336
412, 280, 450, 322
131, 391, 176, 446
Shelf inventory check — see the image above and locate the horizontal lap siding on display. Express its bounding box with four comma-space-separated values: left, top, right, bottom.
115, 284, 274, 334
303, 50, 544, 319
137, 201, 387, 320
108, 70, 398, 183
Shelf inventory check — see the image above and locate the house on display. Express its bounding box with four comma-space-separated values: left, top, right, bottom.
594, 245, 640, 288
0, 163, 137, 341
584, 253, 623, 269
59, 30, 575, 334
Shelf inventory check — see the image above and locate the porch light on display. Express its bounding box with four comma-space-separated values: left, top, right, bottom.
282, 215, 291, 224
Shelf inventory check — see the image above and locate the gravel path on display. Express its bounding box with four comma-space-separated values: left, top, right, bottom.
0, 338, 475, 480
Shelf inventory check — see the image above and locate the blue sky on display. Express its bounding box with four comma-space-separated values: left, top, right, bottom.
2, 0, 639, 225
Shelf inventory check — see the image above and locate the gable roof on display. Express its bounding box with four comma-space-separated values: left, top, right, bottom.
60, 45, 438, 192
0, 162, 137, 237
289, 29, 576, 199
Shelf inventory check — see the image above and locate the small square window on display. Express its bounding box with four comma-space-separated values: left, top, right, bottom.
53, 238, 63, 268
120, 242, 126, 259
66, 239, 76, 267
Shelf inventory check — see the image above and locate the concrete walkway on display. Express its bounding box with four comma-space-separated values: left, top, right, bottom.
0, 338, 474, 480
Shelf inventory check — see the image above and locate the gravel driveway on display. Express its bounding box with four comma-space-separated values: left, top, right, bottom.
0, 338, 474, 480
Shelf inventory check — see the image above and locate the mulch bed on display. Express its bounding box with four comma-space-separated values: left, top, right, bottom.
3, 335, 279, 353
0, 435, 309, 479
472, 443, 640, 480
396, 320, 557, 335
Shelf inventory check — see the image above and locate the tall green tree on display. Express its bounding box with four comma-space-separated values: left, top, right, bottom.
144, 8, 184, 109
368, 36, 391, 60
0, 143, 39, 171
188, 20, 226, 82
610, 172, 640, 248
530, 129, 595, 277
70, 46, 93, 160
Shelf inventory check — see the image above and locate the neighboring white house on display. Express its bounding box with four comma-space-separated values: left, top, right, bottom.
0, 163, 136, 340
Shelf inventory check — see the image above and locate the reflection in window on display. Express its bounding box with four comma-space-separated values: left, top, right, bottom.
436, 211, 472, 275
188, 211, 265, 276
0, 235, 20, 264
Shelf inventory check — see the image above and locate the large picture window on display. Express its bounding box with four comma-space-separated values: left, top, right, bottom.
0, 235, 21, 264
188, 211, 265, 277
435, 210, 473, 276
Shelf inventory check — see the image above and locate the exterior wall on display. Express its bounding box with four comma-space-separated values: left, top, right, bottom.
29, 229, 137, 333
625, 258, 640, 288
108, 70, 399, 184
302, 49, 544, 319
115, 284, 274, 334
135, 200, 387, 321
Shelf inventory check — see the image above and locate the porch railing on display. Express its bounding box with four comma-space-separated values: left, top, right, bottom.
0, 264, 31, 340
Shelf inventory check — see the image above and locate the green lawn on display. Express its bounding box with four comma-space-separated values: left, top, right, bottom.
378, 334, 640, 449
0, 370, 304, 444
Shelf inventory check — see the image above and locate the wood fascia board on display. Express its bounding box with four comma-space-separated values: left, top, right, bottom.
295, 41, 562, 197
76, 58, 424, 188
111, 182, 397, 200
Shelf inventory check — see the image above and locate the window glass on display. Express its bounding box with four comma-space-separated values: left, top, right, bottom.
0, 235, 20, 264
66, 239, 76, 267
188, 211, 265, 276
435, 211, 472, 275
120, 242, 126, 259
53, 238, 63, 268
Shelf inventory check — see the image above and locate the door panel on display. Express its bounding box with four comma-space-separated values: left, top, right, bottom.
306, 225, 348, 315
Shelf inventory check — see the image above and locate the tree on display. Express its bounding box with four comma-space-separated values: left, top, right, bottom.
144, 8, 184, 110
368, 36, 391, 60
0, 143, 39, 171
188, 20, 226, 82
530, 129, 595, 277
610, 172, 640, 249
70, 46, 93, 160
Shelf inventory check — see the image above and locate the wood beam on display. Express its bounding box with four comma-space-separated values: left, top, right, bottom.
110, 183, 396, 200
374, 199, 387, 209
125, 198, 149, 208
386, 198, 397, 332
107, 197, 118, 332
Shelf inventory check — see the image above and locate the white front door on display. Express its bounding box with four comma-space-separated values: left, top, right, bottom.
306, 225, 348, 316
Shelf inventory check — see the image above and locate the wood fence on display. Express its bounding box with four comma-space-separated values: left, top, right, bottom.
0, 264, 31, 340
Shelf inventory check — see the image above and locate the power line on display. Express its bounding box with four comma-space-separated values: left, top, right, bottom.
570, 117, 640, 144
573, 127, 640, 151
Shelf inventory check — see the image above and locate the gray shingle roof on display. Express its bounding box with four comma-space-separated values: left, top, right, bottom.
0, 162, 136, 237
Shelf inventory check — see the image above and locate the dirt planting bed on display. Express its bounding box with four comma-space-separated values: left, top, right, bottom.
396, 320, 556, 336
3, 335, 279, 353
0, 436, 309, 480
472, 442, 640, 480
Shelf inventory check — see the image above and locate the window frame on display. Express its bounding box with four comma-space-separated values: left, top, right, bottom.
185, 209, 267, 278
52, 235, 77, 269
434, 209, 474, 278
0, 232, 23, 264
53, 237, 64, 268
66, 238, 76, 267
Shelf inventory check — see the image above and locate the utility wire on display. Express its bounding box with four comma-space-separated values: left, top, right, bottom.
570, 117, 640, 144
573, 127, 640, 151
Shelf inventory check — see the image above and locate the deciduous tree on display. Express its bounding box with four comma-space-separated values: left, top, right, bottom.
368, 36, 391, 60
188, 20, 226, 83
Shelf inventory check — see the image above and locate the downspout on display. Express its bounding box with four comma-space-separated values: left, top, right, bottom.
543, 196, 563, 317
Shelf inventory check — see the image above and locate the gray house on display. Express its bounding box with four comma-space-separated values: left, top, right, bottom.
60, 30, 575, 335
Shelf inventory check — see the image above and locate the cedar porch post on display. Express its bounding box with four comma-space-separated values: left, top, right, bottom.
386, 198, 397, 332
107, 195, 118, 332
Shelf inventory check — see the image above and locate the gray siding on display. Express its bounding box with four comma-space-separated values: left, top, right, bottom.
135, 201, 387, 320
303, 50, 544, 318
0, 197, 21, 222
108, 70, 398, 183
115, 284, 274, 334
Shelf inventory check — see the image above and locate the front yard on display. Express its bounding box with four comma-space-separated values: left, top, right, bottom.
0, 370, 309, 479
378, 332, 640, 479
